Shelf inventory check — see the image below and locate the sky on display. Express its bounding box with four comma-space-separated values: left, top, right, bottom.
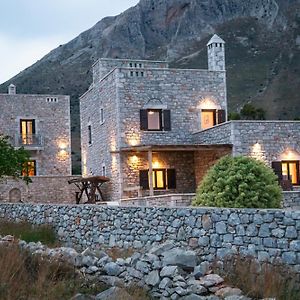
0, 0, 139, 84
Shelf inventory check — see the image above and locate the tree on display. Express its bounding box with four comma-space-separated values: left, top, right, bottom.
0, 135, 31, 183
240, 104, 266, 120
193, 156, 282, 209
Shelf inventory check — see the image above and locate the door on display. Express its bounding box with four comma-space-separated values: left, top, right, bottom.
20, 119, 35, 145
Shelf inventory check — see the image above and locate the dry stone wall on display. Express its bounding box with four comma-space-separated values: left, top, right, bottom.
0, 203, 299, 272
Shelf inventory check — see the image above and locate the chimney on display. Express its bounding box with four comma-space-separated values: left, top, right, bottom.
8, 84, 16, 95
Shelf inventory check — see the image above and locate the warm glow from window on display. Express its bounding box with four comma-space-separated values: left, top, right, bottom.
201, 110, 215, 130
22, 161, 36, 176
153, 161, 161, 169
282, 161, 299, 184
147, 110, 161, 130
152, 170, 165, 189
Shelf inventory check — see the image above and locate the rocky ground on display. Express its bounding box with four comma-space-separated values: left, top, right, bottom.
0, 235, 272, 300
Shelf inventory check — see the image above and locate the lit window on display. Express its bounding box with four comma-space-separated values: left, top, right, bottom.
282, 161, 299, 185
139, 169, 176, 190
22, 160, 36, 177
201, 110, 216, 130
152, 169, 166, 189
147, 110, 162, 130
20, 119, 35, 145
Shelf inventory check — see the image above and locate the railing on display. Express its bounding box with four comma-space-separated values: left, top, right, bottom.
14, 134, 44, 149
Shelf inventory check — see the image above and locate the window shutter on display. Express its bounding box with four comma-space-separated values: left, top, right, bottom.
140, 110, 148, 130
217, 110, 226, 124
163, 110, 171, 131
167, 169, 176, 189
139, 170, 149, 189
272, 161, 283, 182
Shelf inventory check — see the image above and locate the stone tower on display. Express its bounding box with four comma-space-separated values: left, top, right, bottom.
207, 34, 226, 71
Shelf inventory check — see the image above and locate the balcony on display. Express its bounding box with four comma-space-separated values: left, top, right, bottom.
14, 134, 44, 150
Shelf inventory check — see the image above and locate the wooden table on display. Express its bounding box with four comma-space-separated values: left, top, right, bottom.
68, 176, 110, 204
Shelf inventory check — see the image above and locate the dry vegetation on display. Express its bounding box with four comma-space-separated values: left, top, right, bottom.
213, 255, 300, 300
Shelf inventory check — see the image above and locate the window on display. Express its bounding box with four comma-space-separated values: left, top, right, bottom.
139, 169, 176, 190
88, 125, 92, 145
102, 164, 106, 177
282, 161, 299, 185
140, 109, 171, 131
201, 109, 226, 130
272, 161, 300, 186
100, 108, 104, 124
20, 119, 35, 145
22, 160, 36, 177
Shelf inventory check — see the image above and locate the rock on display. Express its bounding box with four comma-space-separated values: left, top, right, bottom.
149, 241, 175, 256
145, 270, 160, 286
188, 280, 207, 295
181, 294, 204, 300
198, 274, 224, 287
98, 275, 124, 287
174, 286, 188, 296
160, 266, 180, 277
215, 287, 242, 298
70, 293, 95, 300
104, 262, 122, 276
127, 267, 143, 279
82, 256, 96, 267
81, 247, 93, 256
224, 296, 252, 300
159, 277, 173, 289
193, 262, 210, 279
86, 266, 99, 274
95, 287, 131, 300
136, 260, 150, 273
162, 248, 197, 270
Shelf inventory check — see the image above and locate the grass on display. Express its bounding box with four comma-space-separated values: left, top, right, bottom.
0, 219, 58, 246
0, 243, 107, 300
213, 255, 300, 300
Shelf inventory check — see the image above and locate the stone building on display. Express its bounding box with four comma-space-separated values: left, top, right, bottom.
80, 34, 232, 201
0, 85, 75, 202
81, 33, 300, 203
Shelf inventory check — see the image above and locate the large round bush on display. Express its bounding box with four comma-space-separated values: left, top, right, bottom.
193, 156, 282, 208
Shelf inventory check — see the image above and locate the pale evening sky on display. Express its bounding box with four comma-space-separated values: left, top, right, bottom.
0, 0, 139, 84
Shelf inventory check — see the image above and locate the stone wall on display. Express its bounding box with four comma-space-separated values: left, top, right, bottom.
194, 121, 300, 165
0, 203, 299, 271
0, 176, 79, 204
283, 191, 300, 210
121, 194, 195, 207
0, 93, 72, 175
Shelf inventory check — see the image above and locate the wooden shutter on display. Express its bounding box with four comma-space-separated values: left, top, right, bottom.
139, 170, 149, 189
167, 169, 176, 189
217, 110, 226, 124
140, 110, 148, 130
163, 110, 171, 131
271, 161, 283, 182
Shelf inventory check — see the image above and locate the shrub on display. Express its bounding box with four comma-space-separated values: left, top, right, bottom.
193, 156, 282, 208
0, 220, 58, 246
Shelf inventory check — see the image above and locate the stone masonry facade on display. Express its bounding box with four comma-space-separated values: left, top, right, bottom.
0, 203, 299, 273
80, 35, 228, 201
0, 86, 73, 204
0, 90, 72, 175
193, 121, 300, 166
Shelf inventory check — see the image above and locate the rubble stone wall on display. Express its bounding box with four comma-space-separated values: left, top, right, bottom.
0, 203, 299, 271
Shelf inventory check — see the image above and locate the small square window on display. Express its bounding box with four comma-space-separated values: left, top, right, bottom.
22, 160, 36, 176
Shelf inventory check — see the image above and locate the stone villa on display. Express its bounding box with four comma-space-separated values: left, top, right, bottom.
80, 34, 300, 204
0, 85, 75, 202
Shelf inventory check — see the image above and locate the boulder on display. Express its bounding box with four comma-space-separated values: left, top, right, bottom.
162, 248, 197, 270
198, 274, 224, 288
215, 287, 242, 298
145, 270, 160, 286
95, 287, 131, 300
149, 241, 175, 256
104, 262, 122, 276
160, 266, 181, 278
69, 293, 95, 300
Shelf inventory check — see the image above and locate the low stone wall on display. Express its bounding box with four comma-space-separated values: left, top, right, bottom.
0, 176, 79, 204
121, 194, 195, 207
283, 191, 300, 210
0, 203, 299, 272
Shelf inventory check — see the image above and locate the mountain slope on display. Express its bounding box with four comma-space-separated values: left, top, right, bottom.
1, 0, 299, 169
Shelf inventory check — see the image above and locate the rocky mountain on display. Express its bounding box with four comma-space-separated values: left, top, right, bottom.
1, 0, 299, 169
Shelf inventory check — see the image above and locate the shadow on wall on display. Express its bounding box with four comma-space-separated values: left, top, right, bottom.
9, 188, 21, 202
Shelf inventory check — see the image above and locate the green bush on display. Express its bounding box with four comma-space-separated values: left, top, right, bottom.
193, 156, 282, 208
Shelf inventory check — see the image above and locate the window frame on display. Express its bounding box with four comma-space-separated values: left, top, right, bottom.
201, 109, 217, 130
281, 160, 300, 185
147, 109, 163, 131
152, 168, 166, 190
22, 160, 37, 177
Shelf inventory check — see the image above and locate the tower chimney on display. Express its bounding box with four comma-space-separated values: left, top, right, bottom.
8, 84, 16, 95
207, 34, 226, 71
